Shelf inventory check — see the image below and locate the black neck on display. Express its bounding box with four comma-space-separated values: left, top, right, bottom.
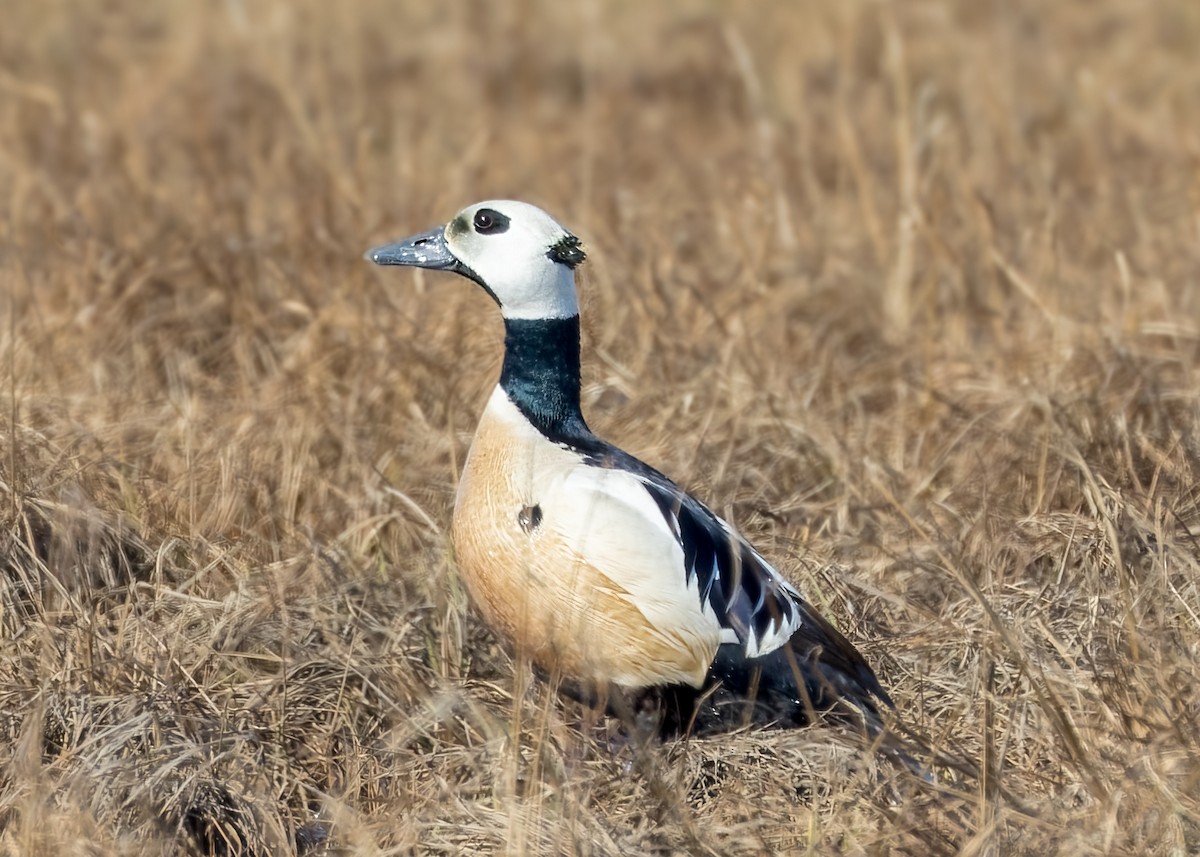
500, 316, 593, 444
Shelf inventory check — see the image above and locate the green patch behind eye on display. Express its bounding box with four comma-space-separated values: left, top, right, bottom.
548, 235, 586, 269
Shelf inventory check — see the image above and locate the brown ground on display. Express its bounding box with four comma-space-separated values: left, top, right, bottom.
2, 1, 1199, 854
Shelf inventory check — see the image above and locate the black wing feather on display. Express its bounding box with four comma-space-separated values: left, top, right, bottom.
575, 439, 891, 733
580, 442, 796, 647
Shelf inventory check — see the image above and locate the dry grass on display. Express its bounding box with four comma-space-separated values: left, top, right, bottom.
2, 0, 1199, 854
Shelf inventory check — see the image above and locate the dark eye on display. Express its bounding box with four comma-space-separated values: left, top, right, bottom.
473, 208, 510, 235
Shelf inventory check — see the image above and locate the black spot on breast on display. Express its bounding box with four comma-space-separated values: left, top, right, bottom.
518, 504, 543, 533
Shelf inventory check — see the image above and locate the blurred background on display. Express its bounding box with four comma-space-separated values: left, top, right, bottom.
2, 1, 1199, 854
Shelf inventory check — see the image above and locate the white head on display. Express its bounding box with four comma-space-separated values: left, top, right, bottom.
366, 200, 586, 320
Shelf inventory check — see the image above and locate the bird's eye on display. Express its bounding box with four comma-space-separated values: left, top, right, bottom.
473, 208, 510, 235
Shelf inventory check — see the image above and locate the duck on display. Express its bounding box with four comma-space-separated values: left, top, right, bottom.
366, 200, 894, 737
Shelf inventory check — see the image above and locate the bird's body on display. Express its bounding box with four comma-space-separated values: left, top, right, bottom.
453, 385, 721, 690
367, 200, 892, 736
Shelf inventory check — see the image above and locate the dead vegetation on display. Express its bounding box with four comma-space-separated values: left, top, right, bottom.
2, 0, 1199, 854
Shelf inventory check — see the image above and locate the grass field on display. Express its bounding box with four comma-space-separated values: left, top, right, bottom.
3, 1, 1200, 854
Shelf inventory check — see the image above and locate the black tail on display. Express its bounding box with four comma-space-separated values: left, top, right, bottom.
655, 598, 892, 738
642, 603, 950, 781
